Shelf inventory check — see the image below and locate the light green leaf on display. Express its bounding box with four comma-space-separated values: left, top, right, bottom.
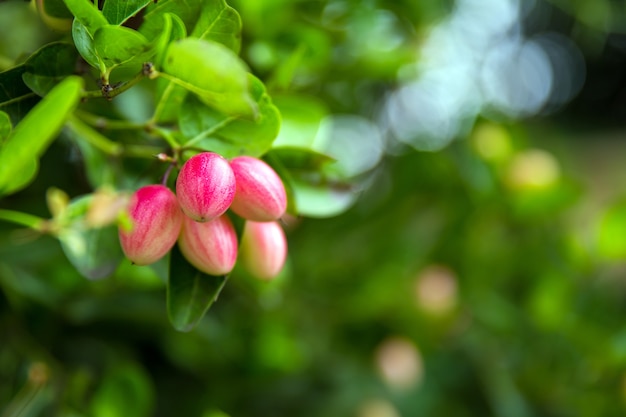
272, 94, 328, 149
179, 75, 280, 158
167, 244, 228, 332
153, 12, 187, 68
90, 362, 154, 417
291, 178, 358, 218
57, 195, 124, 280
139, 0, 203, 40
22, 42, 79, 96
0, 66, 40, 124
191, 0, 242, 53
162, 37, 255, 117
0, 111, 11, 143
72, 19, 102, 70
598, 200, 626, 260
63, 0, 108, 35
0, 76, 84, 196
102, 0, 152, 25
93, 25, 153, 72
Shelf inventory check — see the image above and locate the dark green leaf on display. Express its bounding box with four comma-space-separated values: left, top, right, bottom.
0, 66, 40, 124
72, 19, 102, 70
178, 75, 280, 158
42, 0, 73, 19
63, 0, 108, 35
102, 0, 152, 26
139, 0, 204, 40
0, 111, 11, 143
267, 147, 335, 172
167, 244, 228, 332
58, 195, 124, 280
162, 37, 255, 117
191, 0, 242, 53
93, 25, 153, 72
22, 42, 79, 96
0, 76, 84, 196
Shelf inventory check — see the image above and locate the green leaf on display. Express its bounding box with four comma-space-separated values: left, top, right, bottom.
167, 244, 228, 332
0, 76, 84, 196
0, 66, 40, 124
94, 25, 153, 73
72, 19, 102, 70
272, 94, 328, 149
162, 37, 255, 117
153, 12, 187, 69
598, 200, 626, 260
63, 0, 108, 35
191, 0, 242, 53
102, 0, 152, 25
179, 75, 280, 158
22, 42, 79, 96
267, 147, 335, 171
41, 0, 73, 19
139, 0, 203, 41
90, 362, 154, 417
0, 111, 11, 143
291, 178, 358, 218
57, 195, 124, 280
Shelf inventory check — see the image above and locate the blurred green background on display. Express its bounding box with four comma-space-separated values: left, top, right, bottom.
3, 0, 626, 416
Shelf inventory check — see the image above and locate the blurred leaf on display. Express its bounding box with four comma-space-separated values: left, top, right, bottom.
102, 0, 152, 25
93, 25, 153, 73
272, 94, 327, 149
22, 42, 79, 96
0, 66, 41, 124
58, 195, 124, 280
139, 0, 203, 40
90, 362, 154, 417
190, 0, 242, 53
268, 147, 335, 171
153, 12, 187, 69
167, 244, 228, 332
597, 199, 626, 260
0, 111, 11, 143
63, 0, 108, 34
179, 75, 280, 158
72, 19, 102, 70
0, 76, 83, 196
162, 37, 255, 117
291, 178, 357, 218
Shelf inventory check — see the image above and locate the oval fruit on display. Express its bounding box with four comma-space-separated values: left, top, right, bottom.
240, 220, 287, 280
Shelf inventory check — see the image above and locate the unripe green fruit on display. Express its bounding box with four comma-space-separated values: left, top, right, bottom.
240, 221, 287, 280
176, 152, 236, 222
178, 214, 238, 276
229, 156, 287, 221
118, 185, 183, 265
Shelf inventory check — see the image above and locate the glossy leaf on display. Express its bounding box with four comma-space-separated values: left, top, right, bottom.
22, 42, 79, 96
58, 195, 125, 280
179, 75, 280, 158
0, 76, 84, 196
290, 178, 358, 218
93, 25, 153, 72
167, 244, 228, 332
0, 111, 11, 143
191, 0, 242, 53
139, 0, 203, 40
162, 38, 255, 117
63, 0, 108, 35
102, 0, 152, 25
0, 66, 40, 124
72, 19, 102, 70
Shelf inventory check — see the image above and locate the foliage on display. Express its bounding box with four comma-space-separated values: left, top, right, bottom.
1, 0, 626, 417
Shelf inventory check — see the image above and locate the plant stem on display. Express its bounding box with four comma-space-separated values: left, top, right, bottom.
0, 92, 37, 108
149, 125, 180, 150
66, 116, 123, 156
74, 110, 147, 130
83, 67, 147, 100
0, 210, 46, 231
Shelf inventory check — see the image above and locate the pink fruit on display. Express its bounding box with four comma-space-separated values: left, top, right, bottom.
178, 214, 238, 276
119, 185, 183, 265
240, 221, 287, 280
229, 156, 287, 221
176, 152, 236, 222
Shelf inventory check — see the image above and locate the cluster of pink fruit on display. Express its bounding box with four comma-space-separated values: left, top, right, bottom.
118, 152, 288, 279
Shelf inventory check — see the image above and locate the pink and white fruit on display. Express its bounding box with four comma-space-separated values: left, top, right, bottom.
240, 221, 287, 280
229, 156, 287, 221
176, 152, 236, 222
178, 214, 238, 275
119, 185, 183, 265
